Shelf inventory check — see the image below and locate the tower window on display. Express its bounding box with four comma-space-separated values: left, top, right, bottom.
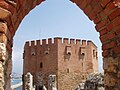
44, 51, 49, 55
40, 62, 43, 68
93, 50, 95, 57
82, 53, 85, 56
80, 53, 85, 60
31, 48, 36, 56
44, 47, 50, 55
67, 68, 70, 73
67, 52, 71, 55
31, 52, 35, 56
66, 46, 71, 55
82, 62, 83, 67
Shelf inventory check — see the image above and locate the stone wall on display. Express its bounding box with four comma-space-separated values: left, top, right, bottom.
75, 72, 104, 90
0, 43, 11, 90
58, 72, 86, 90
0, 0, 119, 89
57, 38, 98, 90
103, 57, 120, 90
0, 61, 4, 90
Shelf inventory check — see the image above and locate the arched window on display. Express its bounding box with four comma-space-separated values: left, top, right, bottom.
82, 53, 85, 56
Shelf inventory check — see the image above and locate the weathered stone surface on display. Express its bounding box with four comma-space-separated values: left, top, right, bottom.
0, 61, 4, 90
103, 57, 118, 73
58, 72, 84, 90
0, 43, 8, 61
0, 22, 7, 33
0, 34, 7, 45
5, 58, 12, 90
75, 72, 104, 90
25, 72, 34, 90
104, 73, 117, 87
0, 43, 9, 90
118, 71, 120, 78
104, 57, 119, 89
0, 0, 119, 90
0, 22, 12, 42
48, 75, 57, 90
0, 7, 11, 19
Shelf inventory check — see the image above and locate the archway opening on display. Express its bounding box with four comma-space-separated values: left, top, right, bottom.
11, 0, 103, 89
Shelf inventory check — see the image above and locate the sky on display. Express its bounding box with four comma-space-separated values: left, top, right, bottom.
12, 0, 103, 75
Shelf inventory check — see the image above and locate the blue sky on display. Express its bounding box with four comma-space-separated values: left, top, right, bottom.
12, 0, 103, 75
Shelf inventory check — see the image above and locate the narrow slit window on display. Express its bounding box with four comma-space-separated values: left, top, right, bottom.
40, 62, 43, 68
93, 50, 95, 57
67, 68, 70, 73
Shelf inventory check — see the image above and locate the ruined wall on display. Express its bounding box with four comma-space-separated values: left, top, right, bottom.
57, 38, 98, 90
0, 43, 11, 90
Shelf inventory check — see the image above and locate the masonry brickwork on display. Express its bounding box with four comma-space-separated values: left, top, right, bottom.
0, 0, 119, 90
23, 37, 98, 90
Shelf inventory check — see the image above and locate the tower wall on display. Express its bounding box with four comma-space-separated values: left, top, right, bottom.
23, 37, 98, 90
57, 38, 98, 90
23, 38, 60, 90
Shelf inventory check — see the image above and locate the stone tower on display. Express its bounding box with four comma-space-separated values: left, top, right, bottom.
23, 37, 98, 90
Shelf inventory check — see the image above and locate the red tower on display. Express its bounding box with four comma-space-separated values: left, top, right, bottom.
23, 37, 98, 90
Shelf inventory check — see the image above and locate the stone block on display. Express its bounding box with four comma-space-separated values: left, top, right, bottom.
103, 57, 119, 73
0, 43, 8, 62
104, 73, 117, 86
0, 34, 7, 45
0, 22, 7, 33
118, 71, 120, 78
0, 22, 11, 40
0, 7, 11, 19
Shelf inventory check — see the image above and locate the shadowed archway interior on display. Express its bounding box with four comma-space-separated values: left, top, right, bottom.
0, 0, 119, 90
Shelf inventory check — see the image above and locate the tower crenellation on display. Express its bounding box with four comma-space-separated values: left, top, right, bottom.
24, 41, 29, 48
48, 38, 52, 44
36, 40, 41, 45
70, 39, 75, 44
54, 37, 62, 44
24, 37, 97, 48
81, 40, 86, 46
63, 38, 69, 44
76, 39, 81, 44
42, 39, 47, 45
31, 41, 36, 46
87, 40, 97, 48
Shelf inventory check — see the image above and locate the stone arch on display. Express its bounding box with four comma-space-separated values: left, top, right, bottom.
0, 0, 119, 90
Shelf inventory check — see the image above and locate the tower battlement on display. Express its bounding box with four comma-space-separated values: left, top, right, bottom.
24, 37, 97, 48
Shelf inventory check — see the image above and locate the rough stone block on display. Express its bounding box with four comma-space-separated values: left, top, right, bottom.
104, 73, 117, 86
118, 71, 120, 78
103, 57, 119, 73
0, 7, 11, 19
0, 22, 7, 33
0, 34, 7, 45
